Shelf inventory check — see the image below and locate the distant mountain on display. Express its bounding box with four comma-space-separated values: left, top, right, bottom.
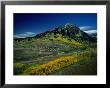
35, 23, 96, 42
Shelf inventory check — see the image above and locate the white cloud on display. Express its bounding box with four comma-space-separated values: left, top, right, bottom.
79, 26, 97, 34
14, 32, 36, 38
84, 30, 97, 34
79, 26, 96, 31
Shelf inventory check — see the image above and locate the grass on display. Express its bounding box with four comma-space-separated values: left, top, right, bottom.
14, 34, 97, 75
53, 48, 97, 75
14, 63, 39, 75
47, 34, 82, 47
21, 48, 96, 75
14, 34, 84, 49
14, 63, 30, 75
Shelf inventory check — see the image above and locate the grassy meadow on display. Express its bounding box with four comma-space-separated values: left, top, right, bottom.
14, 34, 97, 75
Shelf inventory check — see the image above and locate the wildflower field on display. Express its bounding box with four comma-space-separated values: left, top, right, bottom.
14, 32, 97, 75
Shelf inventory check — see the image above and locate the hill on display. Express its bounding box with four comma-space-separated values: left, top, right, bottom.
35, 23, 96, 42
14, 23, 96, 42
14, 23, 97, 75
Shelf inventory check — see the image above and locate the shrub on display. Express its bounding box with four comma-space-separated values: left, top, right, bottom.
49, 39, 53, 41
22, 49, 96, 75
14, 63, 29, 75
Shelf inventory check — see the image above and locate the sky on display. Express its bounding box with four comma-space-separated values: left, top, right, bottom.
14, 13, 97, 38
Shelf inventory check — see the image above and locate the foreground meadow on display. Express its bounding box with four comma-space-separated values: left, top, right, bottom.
14, 35, 97, 75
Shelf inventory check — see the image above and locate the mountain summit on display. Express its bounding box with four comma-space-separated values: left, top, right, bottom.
35, 23, 96, 42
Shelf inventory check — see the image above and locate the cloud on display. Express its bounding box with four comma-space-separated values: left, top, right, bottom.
84, 30, 97, 34
79, 26, 97, 34
14, 32, 36, 38
79, 26, 96, 31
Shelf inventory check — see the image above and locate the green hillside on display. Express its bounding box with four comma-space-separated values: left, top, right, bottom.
14, 24, 97, 75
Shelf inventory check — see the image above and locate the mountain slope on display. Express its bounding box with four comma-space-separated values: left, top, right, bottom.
14, 23, 97, 75
35, 23, 96, 42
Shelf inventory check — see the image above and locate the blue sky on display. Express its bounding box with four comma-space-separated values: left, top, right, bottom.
14, 13, 97, 38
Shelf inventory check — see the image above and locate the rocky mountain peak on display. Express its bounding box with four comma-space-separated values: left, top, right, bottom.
64, 23, 74, 28
35, 23, 96, 42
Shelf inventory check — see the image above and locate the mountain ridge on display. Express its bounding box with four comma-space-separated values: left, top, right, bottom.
35, 23, 96, 42
14, 23, 96, 42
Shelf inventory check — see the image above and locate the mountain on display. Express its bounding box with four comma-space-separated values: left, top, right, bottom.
35, 23, 96, 42
88, 32, 97, 38
14, 23, 96, 42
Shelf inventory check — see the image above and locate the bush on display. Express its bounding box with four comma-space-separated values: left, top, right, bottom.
49, 39, 53, 41
14, 63, 33, 75
22, 49, 96, 75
